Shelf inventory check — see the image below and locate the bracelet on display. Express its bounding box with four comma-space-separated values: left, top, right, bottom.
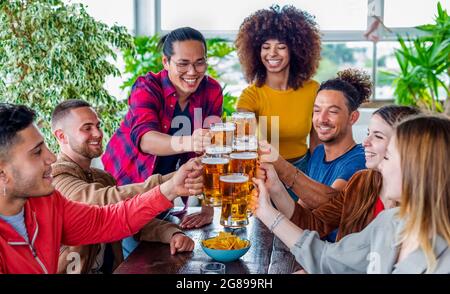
269, 211, 285, 233
285, 168, 301, 190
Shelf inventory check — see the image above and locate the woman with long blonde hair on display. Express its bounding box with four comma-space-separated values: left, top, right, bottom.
252, 115, 450, 273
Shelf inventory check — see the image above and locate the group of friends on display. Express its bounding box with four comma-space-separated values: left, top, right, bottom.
0, 5, 449, 274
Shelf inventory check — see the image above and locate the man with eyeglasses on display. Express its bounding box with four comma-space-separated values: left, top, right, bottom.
102, 27, 223, 258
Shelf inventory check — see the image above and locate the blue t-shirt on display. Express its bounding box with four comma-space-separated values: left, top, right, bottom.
306, 144, 366, 242
0, 208, 30, 243
307, 144, 366, 186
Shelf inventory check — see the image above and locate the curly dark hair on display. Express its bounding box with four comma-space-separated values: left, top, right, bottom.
0, 103, 36, 162
235, 5, 321, 90
319, 68, 373, 112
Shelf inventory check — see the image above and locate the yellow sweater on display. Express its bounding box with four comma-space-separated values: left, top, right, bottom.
237, 81, 319, 160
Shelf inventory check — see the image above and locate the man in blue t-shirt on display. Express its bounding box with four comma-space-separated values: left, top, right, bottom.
265, 71, 369, 241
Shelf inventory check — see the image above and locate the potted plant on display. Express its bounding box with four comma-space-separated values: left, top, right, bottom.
385, 2, 450, 114
0, 0, 134, 150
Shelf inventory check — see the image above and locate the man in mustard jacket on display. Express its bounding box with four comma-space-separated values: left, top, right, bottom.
51, 99, 194, 274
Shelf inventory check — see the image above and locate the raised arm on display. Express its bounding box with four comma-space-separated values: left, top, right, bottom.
52, 171, 165, 206
251, 178, 376, 274
60, 158, 203, 246
258, 163, 342, 237
259, 141, 338, 209
140, 128, 211, 155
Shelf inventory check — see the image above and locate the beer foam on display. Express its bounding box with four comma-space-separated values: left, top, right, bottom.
201, 157, 229, 165
219, 174, 249, 183
230, 152, 258, 160
232, 112, 255, 119
233, 142, 258, 152
210, 122, 235, 132
205, 146, 232, 155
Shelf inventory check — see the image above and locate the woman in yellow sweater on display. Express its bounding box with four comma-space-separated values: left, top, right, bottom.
235, 5, 322, 172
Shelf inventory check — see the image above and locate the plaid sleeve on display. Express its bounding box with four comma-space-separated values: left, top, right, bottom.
209, 87, 223, 118
128, 78, 163, 149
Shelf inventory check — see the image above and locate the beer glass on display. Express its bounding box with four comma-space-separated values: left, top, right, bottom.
219, 173, 250, 228
202, 157, 230, 206
210, 122, 235, 149
231, 112, 257, 144
229, 152, 258, 216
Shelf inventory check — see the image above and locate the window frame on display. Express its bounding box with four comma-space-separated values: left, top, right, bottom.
145, 0, 436, 101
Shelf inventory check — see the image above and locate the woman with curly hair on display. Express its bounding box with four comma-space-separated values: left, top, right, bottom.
235, 5, 321, 172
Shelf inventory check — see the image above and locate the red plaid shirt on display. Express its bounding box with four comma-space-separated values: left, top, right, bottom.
102, 70, 223, 185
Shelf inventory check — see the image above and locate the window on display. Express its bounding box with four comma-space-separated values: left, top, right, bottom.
67, 0, 134, 32
384, 0, 450, 28
149, 0, 450, 101
160, 0, 367, 32
315, 42, 373, 84
375, 42, 401, 100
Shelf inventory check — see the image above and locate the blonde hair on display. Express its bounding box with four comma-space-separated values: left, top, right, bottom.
396, 115, 450, 273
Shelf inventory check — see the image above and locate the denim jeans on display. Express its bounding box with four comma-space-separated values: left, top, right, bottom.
121, 208, 173, 259
286, 151, 310, 201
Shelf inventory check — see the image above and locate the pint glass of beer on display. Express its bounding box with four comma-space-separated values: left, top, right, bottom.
201, 157, 230, 206
219, 173, 250, 228
229, 152, 258, 216
231, 112, 257, 143
210, 122, 235, 149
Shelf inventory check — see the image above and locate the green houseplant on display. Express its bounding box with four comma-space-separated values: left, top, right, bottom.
121, 35, 237, 116
386, 2, 450, 113
0, 0, 135, 151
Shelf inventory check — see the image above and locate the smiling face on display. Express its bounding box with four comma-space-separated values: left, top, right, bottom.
59, 107, 104, 160
363, 114, 394, 169
163, 40, 207, 99
1, 125, 57, 198
313, 90, 358, 143
260, 39, 290, 74
378, 136, 402, 202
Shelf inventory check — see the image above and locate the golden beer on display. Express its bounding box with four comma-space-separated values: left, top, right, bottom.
229, 152, 258, 179
202, 157, 230, 206
210, 122, 235, 148
231, 112, 257, 142
230, 152, 258, 216
219, 174, 250, 228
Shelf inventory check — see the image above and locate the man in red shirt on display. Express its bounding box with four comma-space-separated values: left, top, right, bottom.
0, 103, 203, 274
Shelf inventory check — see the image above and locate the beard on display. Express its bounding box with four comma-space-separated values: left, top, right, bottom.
69, 140, 103, 159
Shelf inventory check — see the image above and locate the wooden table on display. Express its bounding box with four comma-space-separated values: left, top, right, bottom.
114, 207, 301, 274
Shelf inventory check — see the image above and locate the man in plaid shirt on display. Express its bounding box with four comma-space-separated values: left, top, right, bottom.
102, 28, 223, 249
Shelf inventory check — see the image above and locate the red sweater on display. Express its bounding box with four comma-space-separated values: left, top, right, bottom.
0, 186, 172, 274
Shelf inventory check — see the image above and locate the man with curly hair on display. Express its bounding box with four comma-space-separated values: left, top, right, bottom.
236, 5, 321, 173
259, 68, 371, 242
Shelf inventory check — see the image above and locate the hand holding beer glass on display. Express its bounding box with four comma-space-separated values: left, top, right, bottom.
219, 173, 251, 228
199, 112, 259, 228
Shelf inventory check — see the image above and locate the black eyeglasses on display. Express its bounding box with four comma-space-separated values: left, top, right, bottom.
171, 58, 208, 74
